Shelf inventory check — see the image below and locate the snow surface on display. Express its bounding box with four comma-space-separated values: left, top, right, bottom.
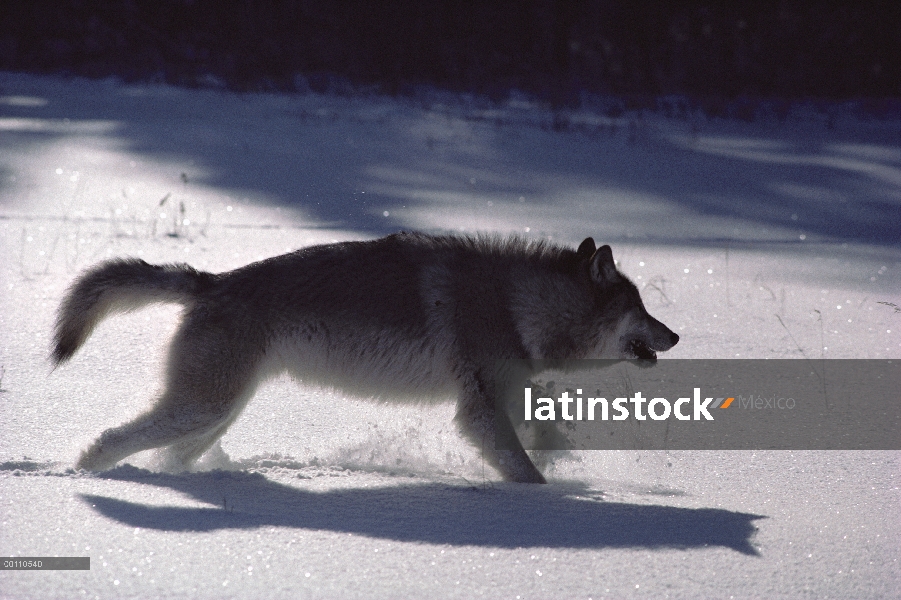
0, 72, 899, 599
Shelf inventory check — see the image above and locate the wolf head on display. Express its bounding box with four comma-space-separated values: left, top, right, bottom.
577, 237, 679, 362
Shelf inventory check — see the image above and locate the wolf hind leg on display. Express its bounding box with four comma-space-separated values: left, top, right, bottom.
455, 373, 546, 484
76, 407, 192, 471
75, 381, 255, 472
76, 320, 261, 472
150, 420, 236, 472
76, 380, 256, 472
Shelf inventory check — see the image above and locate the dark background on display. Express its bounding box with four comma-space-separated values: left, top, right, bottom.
1, 1, 899, 104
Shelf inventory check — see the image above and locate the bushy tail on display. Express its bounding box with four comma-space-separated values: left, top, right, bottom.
52, 258, 216, 366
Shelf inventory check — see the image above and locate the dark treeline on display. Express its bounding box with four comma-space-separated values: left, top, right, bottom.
1, 1, 898, 102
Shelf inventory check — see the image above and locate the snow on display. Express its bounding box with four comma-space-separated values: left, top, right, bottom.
1, 72, 899, 599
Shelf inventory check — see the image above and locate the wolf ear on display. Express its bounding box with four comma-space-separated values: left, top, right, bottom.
589, 244, 619, 285
576, 237, 596, 260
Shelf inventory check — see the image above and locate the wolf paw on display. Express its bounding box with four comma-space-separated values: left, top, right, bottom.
75, 445, 119, 472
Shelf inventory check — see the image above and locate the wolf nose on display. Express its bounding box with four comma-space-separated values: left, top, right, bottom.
670, 332, 680, 346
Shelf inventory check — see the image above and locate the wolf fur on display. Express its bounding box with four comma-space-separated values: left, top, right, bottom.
53, 232, 678, 483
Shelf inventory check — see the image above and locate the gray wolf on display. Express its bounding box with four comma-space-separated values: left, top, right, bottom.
52, 232, 678, 483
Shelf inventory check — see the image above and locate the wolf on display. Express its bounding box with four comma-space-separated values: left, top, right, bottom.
52, 232, 678, 483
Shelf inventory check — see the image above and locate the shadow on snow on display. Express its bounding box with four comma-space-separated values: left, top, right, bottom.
1, 73, 900, 249
80, 467, 764, 555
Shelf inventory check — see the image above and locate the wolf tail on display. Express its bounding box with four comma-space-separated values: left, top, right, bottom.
52, 258, 215, 366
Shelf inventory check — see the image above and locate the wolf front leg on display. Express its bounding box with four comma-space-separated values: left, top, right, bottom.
455, 372, 546, 484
